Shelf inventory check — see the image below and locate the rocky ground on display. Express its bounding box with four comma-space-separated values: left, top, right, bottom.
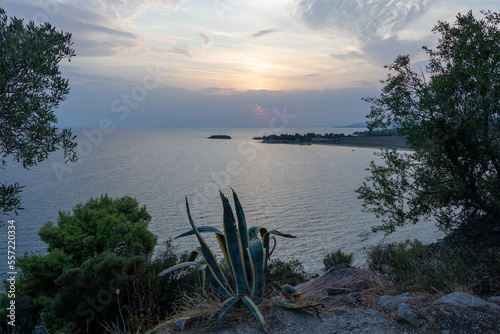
156, 265, 500, 334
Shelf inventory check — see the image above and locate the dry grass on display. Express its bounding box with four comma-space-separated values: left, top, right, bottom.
148, 285, 317, 334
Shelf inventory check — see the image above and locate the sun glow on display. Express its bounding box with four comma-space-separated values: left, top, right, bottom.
251, 104, 266, 116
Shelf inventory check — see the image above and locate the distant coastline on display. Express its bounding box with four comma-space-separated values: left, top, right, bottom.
312, 135, 408, 149
254, 130, 408, 149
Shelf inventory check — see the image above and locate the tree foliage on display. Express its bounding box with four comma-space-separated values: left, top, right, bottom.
39, 195, 157, 263
1, 195, 163, 332
357, 11, 500, 235
0, 7, 77, 219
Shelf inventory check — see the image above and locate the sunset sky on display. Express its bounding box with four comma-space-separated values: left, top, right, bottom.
2, 0, 494, 127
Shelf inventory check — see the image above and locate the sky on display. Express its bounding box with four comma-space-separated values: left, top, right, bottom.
1, 0, 495, 128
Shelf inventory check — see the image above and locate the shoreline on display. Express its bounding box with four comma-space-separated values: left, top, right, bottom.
256, 135, 409, 149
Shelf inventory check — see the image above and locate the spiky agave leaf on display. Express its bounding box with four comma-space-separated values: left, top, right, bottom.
231, 189, 253, 279
175, 226, 224, 239
281, 284, 302, 304
215, 296, 240, 325
247, 237, 265, 301
220, 191, 249, 296
242, 295, 268, 333
269, 298, 314, 315
158, 262, 199, 276
175, 226, 230, 267
184, 197, 233, 297
145, 311, 203, 334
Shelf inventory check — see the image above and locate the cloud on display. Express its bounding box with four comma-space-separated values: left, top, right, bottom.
168, 44, 195, 58
65, 0, 189, 19
251, 29, 280, 38
198, 32, 212, 46
289, 0, 437, 45
305, 73, 319, 77
330, 50, 363, 61
1, 0, 140, 57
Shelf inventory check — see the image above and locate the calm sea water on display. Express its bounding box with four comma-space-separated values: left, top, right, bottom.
1, 127, 443, 278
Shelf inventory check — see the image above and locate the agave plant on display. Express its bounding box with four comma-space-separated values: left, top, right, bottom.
150, 190, 309, 333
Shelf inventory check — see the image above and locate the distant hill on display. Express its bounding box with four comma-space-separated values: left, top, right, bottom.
336, 122, 367, 128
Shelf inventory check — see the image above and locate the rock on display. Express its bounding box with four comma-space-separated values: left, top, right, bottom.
331, 308, 350, 316
331, 295, 349, 306
396, 303, 410, 311
326, 287, 352, 295
395, 309, 424, 327
321, 296, 333, 301
487, 296, 500, 304
362, 309, 378, 316
377, 292, 413, 309
295, 264, 374, 300
434, 292, 500, 310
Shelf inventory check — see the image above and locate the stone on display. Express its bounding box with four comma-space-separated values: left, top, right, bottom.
395, 309, 424, 327
321, 296, 333, 301
331, 295, 349, 305
434, 292, 500, 310
326, 287, 352, 295
331, 308, 350, 316
377, 292, 413, 309
396, 303, 410, 311
295, 264, 374, 300
362, 309, 378, 316
487, 296, 500, 304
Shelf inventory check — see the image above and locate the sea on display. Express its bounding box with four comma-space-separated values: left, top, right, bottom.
0, 127, 444, 280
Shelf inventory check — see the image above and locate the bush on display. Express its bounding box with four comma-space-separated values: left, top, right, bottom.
323, 249, 354, 270
267, 258, 309, 286
38, 195, 157, 263
0, 196, 192, 333
367, 237, 500, 296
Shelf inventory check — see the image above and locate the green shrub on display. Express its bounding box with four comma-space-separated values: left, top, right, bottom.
267, 259, 309, 286
0, 196, 187, 333
323, 249, 354, 270
38, 195, 157, 263
366, 237, 500, 296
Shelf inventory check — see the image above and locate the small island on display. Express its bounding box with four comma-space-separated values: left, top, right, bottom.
208, 135, 232, 139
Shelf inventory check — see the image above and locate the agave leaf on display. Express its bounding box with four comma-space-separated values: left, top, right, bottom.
198, 264, 207, 294
185, 197, 232, 296
269, 298, 314, 315
269, 230, 297, 238
187, 247, 203, 262
248, 226, 263, 240
216, 296, 240, 325
242, 295, 268, 333
248, 226, 271, 274
261, 230, 271, 274
281, 284, 302, 304
175, 226, 224, 239
248, 227, 296, 240
145, 311, 202, 333
220, 191, 249, 296
232, 189, 254, 284
174, 317, 191, 331
205, 266, 231, 297
247, 238, 265, 301
215, 233, 229, 264
158, 261, 199, 276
